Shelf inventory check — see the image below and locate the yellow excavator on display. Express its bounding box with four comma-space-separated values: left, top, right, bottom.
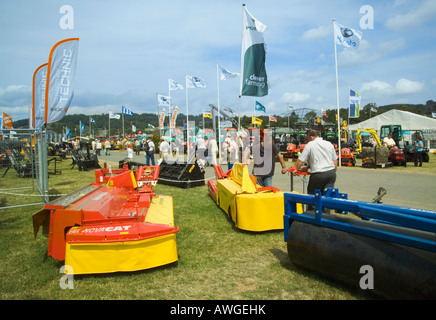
354, 128, 382, 154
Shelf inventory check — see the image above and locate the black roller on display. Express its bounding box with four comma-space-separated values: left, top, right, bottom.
287, 213, 436, 299
157, 160, 205, 188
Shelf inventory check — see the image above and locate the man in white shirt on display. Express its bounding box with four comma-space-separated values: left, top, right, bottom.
290, 130, 338, 195
159, 138, 170, 161
195, 134, 207, 166
383, 134, 396, 149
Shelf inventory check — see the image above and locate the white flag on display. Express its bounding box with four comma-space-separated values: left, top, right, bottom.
186, 75, 206, 88
334, 22, 362, 48
240, 5, 268, 97
158, 94, 171, 106
218, 65, 239, 80
169, 79, 184, 91
109, 111, 120, 119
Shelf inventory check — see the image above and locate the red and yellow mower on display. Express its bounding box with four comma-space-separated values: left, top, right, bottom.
33, 164, 179, 275
208, 163, 302, 232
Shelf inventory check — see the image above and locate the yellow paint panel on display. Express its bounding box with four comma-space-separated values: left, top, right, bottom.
65, 233, 178, 275
146, 195, 174, 226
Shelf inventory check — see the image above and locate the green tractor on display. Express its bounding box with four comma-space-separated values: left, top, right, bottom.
380, 125, 429, 164
402, 130, 430, 163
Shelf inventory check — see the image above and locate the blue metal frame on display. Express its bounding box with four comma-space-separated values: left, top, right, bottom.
283, 188, 436, 252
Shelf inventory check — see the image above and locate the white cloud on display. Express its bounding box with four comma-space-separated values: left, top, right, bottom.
301, 25, 330, 41
360, 78, 425, 98
395, 78, 425, 94
280, 92, 310, 104
385, 0, 436, 29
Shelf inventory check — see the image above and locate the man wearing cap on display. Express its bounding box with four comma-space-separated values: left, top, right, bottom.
291, 129, 338, 195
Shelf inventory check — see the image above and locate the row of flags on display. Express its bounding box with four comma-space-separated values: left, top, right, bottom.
27, 7, 373, 137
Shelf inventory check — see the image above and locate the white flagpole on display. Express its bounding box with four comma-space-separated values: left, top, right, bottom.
186, 75, 189, 160
216, 62, 222, 164
168, 82, 172, 142
108, 112, 110, 139
238, 4, 246, 132
122, 111, 125, 138
333, 19, 342, 167
156, 93, 161, 137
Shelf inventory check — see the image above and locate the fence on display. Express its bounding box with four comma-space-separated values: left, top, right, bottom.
0, 128, 50, 210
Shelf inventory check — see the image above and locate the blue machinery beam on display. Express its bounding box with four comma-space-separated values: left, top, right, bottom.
284, 189, 436, 252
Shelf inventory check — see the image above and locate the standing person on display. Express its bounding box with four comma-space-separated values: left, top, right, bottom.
242, 130, 287, 188
414, 135, 424, 167
290, 129, 338, 195
126, 144, 134, 162
195, 134, 207, 166
208, 135, 218, 166
134, 138, 141, 155
104, 139, 111, 156
159, 137, 170, 162
96, 140, 102, 156
144, 136, 155, 166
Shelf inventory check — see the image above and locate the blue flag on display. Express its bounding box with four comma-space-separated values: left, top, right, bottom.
255, 101, 266, 113
80, 120, 85, 134
122, 106, 133, 116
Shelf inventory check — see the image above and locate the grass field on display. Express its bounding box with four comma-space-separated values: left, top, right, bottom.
1, 154, 435, 300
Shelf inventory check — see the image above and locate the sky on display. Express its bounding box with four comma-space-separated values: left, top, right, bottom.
1, 0, 436, 123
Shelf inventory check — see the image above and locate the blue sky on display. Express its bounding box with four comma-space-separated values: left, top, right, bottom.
1, 0, 435, 122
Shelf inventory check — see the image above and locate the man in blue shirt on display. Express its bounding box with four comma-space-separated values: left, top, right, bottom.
414, 135, 424, 167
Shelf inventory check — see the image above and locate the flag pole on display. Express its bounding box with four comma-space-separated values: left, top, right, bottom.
238, 4, 246, 132
217, 62, 222, 164
122, 110, 125, 138
168, 81, 172, 142
185, 75, 190, 160
156, 93, 161, 137
333, 18, 342, 167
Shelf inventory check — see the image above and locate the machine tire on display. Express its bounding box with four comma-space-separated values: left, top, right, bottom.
423, 153, 429, 162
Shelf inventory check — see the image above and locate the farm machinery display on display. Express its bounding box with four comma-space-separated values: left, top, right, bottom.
283, 188, 436, 299
208, 163, 292, 232
32, 164, 179, 275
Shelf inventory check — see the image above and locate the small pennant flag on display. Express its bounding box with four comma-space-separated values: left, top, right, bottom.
255, 101, 266, 113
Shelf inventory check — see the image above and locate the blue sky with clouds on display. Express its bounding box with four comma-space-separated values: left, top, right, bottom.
1, 0, 435, 122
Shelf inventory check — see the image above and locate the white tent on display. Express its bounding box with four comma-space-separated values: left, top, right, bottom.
348, 109, 436, 150
348, 109, 436, 132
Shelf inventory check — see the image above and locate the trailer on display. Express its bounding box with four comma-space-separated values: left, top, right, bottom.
33, 164, 179, 275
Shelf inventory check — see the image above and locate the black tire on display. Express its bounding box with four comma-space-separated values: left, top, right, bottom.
423, 153, 429, 162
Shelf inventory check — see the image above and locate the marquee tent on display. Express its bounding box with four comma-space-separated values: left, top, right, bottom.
348, 109, 436, 133
348, 109, 436, 150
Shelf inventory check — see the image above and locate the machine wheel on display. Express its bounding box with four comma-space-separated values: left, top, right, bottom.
423, 153, 429, 162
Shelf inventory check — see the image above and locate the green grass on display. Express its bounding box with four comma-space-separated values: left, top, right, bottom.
1, 157, 378, 300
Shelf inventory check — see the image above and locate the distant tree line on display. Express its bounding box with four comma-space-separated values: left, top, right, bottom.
13, 100, 436, 135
